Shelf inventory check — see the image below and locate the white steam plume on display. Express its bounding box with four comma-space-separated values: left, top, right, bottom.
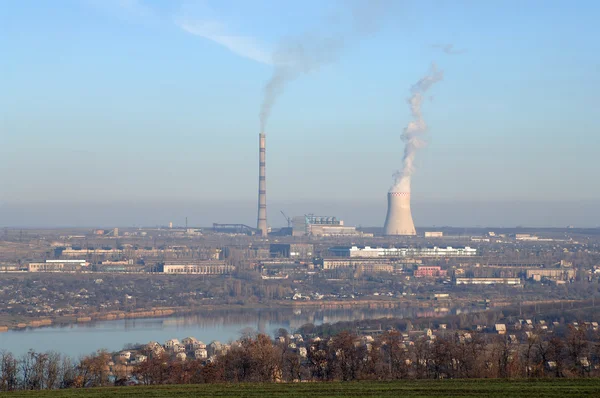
391, 63, 443, 192
259, 0, 391, 132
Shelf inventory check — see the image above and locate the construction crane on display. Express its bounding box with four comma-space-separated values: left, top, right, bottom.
280, 210, 292, 228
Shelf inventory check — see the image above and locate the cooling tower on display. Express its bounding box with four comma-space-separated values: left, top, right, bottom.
383, 191, 416, 236
257, 133, 268, 237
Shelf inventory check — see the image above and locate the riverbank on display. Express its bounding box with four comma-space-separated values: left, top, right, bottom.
0, 297, 458, 332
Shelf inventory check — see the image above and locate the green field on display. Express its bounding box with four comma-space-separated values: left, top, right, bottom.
5, 380, 600, 398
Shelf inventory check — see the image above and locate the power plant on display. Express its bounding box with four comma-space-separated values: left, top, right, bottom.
383, 176, 416, 236
256, 133, 268, 237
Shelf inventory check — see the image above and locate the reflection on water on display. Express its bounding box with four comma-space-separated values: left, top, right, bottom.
0, 305, 474, 358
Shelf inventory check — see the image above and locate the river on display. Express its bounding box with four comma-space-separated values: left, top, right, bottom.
0, 305, 473, 358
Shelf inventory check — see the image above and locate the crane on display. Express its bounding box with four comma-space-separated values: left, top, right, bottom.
280, 210, 292, 228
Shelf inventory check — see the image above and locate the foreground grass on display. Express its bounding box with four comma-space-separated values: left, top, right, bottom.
7, 379, 600, 398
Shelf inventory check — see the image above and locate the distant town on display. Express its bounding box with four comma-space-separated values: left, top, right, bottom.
1, 217, 599, 332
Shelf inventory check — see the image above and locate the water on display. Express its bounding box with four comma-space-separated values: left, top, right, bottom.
0, 306, 471, 358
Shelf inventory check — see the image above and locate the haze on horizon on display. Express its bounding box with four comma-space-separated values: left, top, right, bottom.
1, 0, 599, 228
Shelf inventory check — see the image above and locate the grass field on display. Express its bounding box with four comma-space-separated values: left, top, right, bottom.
5, 379, 600, 398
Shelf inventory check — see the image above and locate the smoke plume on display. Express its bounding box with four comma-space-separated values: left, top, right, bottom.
259, 0, 391, 132
391, 63, 443, 192
259, 35, 343, 132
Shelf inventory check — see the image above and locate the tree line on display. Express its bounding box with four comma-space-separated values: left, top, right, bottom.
2, 326, 600, 391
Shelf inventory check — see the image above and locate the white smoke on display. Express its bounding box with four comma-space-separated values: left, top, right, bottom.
259, 0, 391, 132
390, 63, 443, 193
259, 35, 343, 132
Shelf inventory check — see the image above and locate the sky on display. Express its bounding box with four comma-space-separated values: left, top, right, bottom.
1, 0, 599, 228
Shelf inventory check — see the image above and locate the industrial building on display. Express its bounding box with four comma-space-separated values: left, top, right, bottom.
28, 259, 88, 272
322, 258, 402, 272
424, 231, 443, 238
269, 244, 313, 259
455, 278, 521, 285
329, 246, 477, 258
160, 261, 234, 275
292, 214, 362, 237
414, 266, 447, 278
526, 268, 576, 282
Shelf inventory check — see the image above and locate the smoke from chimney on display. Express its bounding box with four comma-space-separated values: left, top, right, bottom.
259, 0, 391, 132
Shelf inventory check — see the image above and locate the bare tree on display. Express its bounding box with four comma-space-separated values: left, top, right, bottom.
0, 350, 19, 391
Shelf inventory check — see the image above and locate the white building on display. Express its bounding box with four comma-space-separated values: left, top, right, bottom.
28, 259, 88, 272
165, 339, 180, 350
455, 278, 521, 285
162, 262, 234, 275
330, 246, 477, 258
194, 349, 208, 359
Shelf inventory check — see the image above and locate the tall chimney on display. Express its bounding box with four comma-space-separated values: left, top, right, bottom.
383, 185, 416, 236
257, 133, 268, 237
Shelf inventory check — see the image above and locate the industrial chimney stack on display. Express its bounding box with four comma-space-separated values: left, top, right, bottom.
383, 177, 416, 236
257, 133, 268, 237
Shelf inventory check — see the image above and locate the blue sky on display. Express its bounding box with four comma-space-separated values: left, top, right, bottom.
1, 0, 599, 227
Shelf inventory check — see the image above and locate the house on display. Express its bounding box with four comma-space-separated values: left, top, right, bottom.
208, 341, 223, 356
458, 333, 472, 343
118, 351, 131, 362
195, 341, 207, 349
182, 336, 198, 349
494, 324, 507, 335
298, 347, 307, 358
165, 339, 181, 350
146, 341, 165, 356
194, 349, 208, 359
579, 357, 591, 370
175, 352, 187, 361
173, 344, 186, 353
133, 354, 147, 364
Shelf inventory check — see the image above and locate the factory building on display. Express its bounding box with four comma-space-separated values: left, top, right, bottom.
329, 246, 477, 258
455, 278, 521, 285
28, 259, 88, 272
414, 266, 447, 278
526, 268, 576, 282
160, 261, 234, 275
424, 231, 443, 238
292, 214, 362, 237
269, 244, 313, 259
322, 258, 402, 272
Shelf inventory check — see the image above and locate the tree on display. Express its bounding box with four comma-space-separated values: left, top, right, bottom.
0, 351, 19, 391
565, 325, 588, 376
381, 331, 409, 379
77, 350, 112, 387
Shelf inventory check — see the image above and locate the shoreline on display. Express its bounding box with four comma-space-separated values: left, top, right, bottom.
0, 298, 455, 332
